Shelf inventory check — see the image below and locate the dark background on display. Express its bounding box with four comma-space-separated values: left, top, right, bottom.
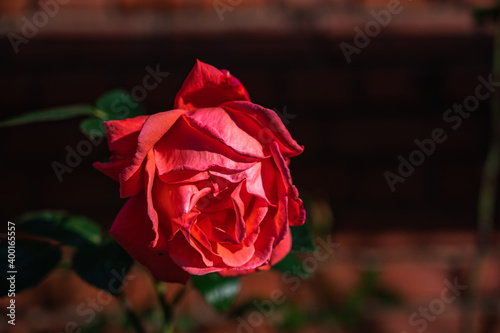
0, 34, 495, 232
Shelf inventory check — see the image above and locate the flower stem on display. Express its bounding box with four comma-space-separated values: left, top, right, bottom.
157, 282, 175, 333
119, 292, 147, 333
462, 19, 500, 333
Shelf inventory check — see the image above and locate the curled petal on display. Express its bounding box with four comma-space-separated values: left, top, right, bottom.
144, 151, 160, 247
244, 160, 278, 207
152, 180, 201, 242
217, 242, 255, 267
217, 226, 292, 277
221, 101, 304, 157
120, 109, 186, 198
183, 107, 266, 159
154, 117, 256, 176
269, 227, 292, 265
93, 115, 148, 181
174, 60, 250, 111
169, 231, 223, 275
287, 185, 306, 227
270, 142, 305, 227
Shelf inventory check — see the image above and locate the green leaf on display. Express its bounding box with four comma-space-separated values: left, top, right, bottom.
277, 303, 309, 330
80, 117, 106, 139
72, 238, 134, 295
290, 225, 317, 253
0, 104, 94, 127
338, 269, 382, 327
1, 239, 61, 296
374, 288, 401, 306
192, 273, 241, 312
272, 254, 310, 278
96, 89, 144, 120
17, 211, 102, 247
359, 269, 378, 292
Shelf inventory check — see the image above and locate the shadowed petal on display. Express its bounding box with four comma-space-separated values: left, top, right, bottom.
221, 101, 304, 157
110, 193, 190, 283
93, 115, 148, 181
119, 109, 186, 198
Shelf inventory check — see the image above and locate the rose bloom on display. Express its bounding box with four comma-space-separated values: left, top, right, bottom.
94, 61, 305, 283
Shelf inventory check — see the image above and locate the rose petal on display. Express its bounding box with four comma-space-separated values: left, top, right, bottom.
270, 141, 305, 227
221, 101, 304, 157
217, 223, 292, 277
269, 227, 292, 265
229, 214, 277, 270
287, 185, 306, 227
190, 219, 221, 259
159, 170, 210, 184
244, 160, 278, 207
169, 231, 223, 275
242, 196, 268, 246
229, 182, 249, 243
183, 107, 266, 159
93, 159, 131, 182
217, 242, 255, 267
174, 60, 250, 111
93, 115, 148, 181
152, 180, 201, 242
154, 117, 256, 176
217, 267, 260, 277
120, 109, 186, 198
110, 193, 190, 283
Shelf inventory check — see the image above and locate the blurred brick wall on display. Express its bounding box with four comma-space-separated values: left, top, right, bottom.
0, 0, 497, 13
1, 232, 499, 333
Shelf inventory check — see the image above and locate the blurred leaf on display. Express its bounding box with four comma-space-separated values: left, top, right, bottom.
140, 306, 163, 332
81, 315, 108, 333
0, 239, 61, 296
272, 254, 310, 278
277, 303, 309, 331
175, 315, 197, 332
290, 225, 317, 253
339, 288, 364, 328
302, 193, 334, 236
359, 269, 378, 292
96, 89, 143, 120
72, 238, 134, 295
374, 288, 401, 306
80, 117, 106, 139
338, 269, 381, 328
192, 273, 240, 312
473, 7, 500, 25
17, 211, 102, 247
0, 104, 94, 127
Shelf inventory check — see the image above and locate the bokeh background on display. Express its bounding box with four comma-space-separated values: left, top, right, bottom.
1, 0, 500, 332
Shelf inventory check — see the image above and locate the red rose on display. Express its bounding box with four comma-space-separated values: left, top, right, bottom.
94, 60, 305, 283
